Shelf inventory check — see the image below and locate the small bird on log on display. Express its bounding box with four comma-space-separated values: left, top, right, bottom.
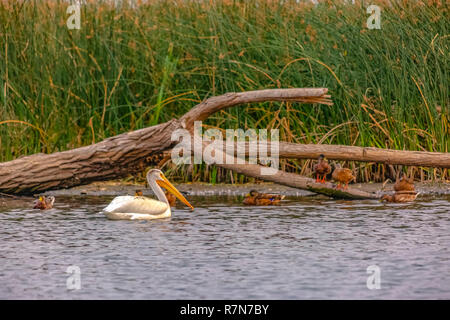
332, 163, 356, 190
394, 175, 415, 192
313, 154, 331, 183
135, 190, 144, 197
381, 191, 419, 203
33, 196, 55, 210
243, 190, 285, 206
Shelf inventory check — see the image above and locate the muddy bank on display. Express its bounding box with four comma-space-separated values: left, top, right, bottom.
27, 180, 450, 197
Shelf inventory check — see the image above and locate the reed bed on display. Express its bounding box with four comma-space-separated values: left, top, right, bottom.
0, 0, 448, 183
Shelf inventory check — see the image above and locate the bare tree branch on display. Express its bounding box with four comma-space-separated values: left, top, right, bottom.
224, 142, 450, 168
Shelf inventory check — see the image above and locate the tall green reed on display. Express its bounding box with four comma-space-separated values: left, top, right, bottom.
0, 0, 448, 182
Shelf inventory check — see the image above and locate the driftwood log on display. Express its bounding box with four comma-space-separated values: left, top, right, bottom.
0, 88, 448, 198
192, 138, 379, 200
224, 142, 450, 168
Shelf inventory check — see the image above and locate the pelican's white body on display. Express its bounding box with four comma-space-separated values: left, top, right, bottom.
103, 196, 171, 220
102, 169, 193, 221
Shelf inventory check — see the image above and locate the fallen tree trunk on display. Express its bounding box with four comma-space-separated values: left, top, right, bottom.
194, 139, 379, 200
0, 88, 331, 194
179, 88, 332, 130
0, 120, 180, 194
225, 142, 450, 168
215, 163, 379, 200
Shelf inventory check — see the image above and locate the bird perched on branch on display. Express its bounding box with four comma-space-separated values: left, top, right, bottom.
243, 190, 285, 206
332, 163, 356, 190
33, 196, 55, 210
313, 154, 331, 183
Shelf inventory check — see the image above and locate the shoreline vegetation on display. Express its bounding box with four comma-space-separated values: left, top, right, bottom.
0, 0, 448, 184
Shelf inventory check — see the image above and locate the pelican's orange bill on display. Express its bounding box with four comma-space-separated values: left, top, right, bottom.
156, 173, 194, 210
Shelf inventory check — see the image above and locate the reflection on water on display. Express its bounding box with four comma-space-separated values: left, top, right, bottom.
0, 195, 449, 299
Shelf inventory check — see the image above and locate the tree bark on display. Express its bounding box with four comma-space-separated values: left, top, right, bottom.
0, 120, 180, 194
179, 88, 331, 130
224, 142, 450, 168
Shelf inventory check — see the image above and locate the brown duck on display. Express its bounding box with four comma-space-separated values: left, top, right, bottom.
165, 191, 177, 207
394, 175, 415, 192
243, 190, 285, 206
313, 154, 331, 183
33, 196, 55, 210
332, 163, 355, 190
381, 191, 419, 203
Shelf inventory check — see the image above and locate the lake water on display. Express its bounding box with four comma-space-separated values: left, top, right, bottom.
1, 195, 449, 299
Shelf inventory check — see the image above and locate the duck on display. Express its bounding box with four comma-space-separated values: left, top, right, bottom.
332, 163, 356, 190
381, 191, 419, 203
313, 154, 331, 183
33, 196, 55, 210
243, 190, 285, 206
394, 175, 415, 192
165, 191, 177, 207
103, 169, 194, 220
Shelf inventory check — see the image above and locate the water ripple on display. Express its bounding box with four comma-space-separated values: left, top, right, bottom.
0, 195, 449, 299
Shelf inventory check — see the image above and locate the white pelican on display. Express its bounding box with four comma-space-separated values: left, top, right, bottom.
103, 169, 194, 220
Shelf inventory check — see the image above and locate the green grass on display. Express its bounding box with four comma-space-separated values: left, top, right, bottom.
0, 0, 448, 183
